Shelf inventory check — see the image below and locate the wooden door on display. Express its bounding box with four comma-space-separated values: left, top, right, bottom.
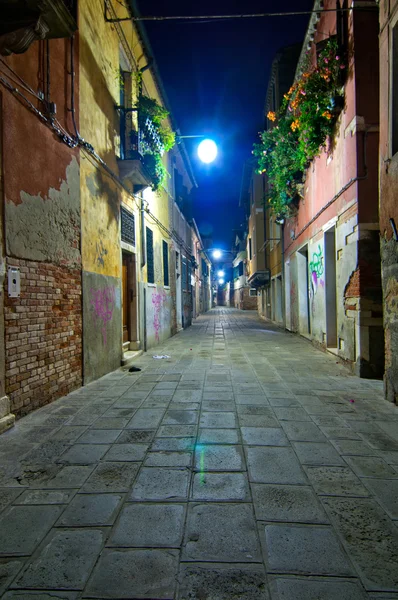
122, 254, 129, 343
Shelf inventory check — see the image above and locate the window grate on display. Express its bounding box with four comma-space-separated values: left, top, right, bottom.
121, 207, 135, 246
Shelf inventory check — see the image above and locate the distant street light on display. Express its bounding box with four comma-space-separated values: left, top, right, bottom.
217, 270, 225, 277
218, 279, 225, 285
212, 250, 222, 259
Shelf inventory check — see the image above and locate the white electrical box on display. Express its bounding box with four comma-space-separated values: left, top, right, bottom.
8, 267, 20, 298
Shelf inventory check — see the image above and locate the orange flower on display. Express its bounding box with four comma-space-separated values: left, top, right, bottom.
267, 111, 277, 122
290, 119, 300, 131
322, 111, 332, 120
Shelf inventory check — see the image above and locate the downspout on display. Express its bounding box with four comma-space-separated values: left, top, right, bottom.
141, 197, 147, 352
281, 221, 286, 329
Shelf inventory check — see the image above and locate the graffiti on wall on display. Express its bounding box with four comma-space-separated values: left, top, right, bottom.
309, 245, 324, 290
95, 239, 108, 268
90, 286, 116, 345
309, 244, 325, 315
152, 289, 167, 343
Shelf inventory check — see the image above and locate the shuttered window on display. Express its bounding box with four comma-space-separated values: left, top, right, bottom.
163, 240, 169, 286
146, 227, 154, 283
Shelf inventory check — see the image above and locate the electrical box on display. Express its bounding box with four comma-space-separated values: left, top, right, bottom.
8, 267, 20, 298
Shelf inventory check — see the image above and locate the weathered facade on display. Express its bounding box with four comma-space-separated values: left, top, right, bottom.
0, 0, 205, 425
191, 220, 212, 319
1, 4, 81, 420
379, 0, 398, 402
283, 0, 383, 378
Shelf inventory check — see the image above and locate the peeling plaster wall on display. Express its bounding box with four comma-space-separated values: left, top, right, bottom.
6, 157, 81, 267
146, 286, 172, 347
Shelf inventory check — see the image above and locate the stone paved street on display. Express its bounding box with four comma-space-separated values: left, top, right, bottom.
0, 308, 398, 599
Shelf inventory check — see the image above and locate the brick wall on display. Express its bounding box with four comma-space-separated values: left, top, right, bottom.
4, 258, 82, 418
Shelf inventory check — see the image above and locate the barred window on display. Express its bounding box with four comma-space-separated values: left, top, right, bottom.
121, 207, 135, 246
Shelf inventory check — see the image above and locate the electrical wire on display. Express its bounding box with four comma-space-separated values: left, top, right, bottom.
127, 7, 376, 22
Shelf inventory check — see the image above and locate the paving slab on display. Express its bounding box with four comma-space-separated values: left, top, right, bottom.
322, 497, 398, 591
182, 503, 261, 562
126, 409, 165, 429
56, 494, 122, 526
191, 472, 250, 501
177, 563, 269, 600
57, 444, 110, 464
102, 443, 148, 462
0, 560, 24, 596
194, 444, 245, 471
252, 484, 328, 523
0, 505, 62, 555
281, 421, 328, 442
15, 490, 74, 505
84, 548, 179, 599
116, 429, 155, 443
198, 428, 240, 444
108, 503, 186, 547
246, 446, 307, 484
263, 524, 354, 576
268, 577, 368, 600
304, 466, 369, 496
13, 529, 104, 590
240, 427, 289, 446
293, 442, 346, 466
144, 451, 192, 467
81, 462, 140, 493
130, 467, 190, 500
343, 456, 398, 478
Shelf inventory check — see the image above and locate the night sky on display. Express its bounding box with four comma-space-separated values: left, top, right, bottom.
136, 1, 314, 248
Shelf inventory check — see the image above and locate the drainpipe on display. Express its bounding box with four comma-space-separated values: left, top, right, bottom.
281, 221, 286, 329
141, 197, 147, 352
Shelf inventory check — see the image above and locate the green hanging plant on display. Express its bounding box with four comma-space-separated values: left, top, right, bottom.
253, 37, 345, 217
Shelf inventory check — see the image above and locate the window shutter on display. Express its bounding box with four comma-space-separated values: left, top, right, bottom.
163, 240, 169, 286
146, 227, 154, 283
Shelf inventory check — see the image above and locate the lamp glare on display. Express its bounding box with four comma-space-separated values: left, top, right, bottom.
198, 139, 217, 164
217, 270, 225, 277
218, 279, 225, 285
212, 250, 222, 259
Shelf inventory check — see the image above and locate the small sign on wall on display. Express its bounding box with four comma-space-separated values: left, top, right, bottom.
8, 267, 20, 298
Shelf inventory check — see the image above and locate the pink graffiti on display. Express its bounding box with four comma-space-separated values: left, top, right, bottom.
152, 290, 167, 342
90, 286, 116, 345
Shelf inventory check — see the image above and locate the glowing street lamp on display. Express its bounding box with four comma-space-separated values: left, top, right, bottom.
177, 135, 218, 164
212, 249, 222, 259
218, 279, 225, 285
217, 270, 225, 278
197, 139, 217, 164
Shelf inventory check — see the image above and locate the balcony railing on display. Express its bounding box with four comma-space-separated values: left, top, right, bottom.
119, 108, 164, 161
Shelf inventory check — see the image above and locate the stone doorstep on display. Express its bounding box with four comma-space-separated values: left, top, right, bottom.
121, 349, 144, 368
0, 413, 15, 435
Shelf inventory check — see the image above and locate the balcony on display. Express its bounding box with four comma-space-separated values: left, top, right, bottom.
0, 0, 77, 56
248, 269, 271, 288
117, 107, 165, 191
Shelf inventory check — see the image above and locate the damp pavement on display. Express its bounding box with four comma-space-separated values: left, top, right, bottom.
0, 308, 398, 600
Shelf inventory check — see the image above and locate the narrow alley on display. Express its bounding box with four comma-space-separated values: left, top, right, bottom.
0, 308, 397, 599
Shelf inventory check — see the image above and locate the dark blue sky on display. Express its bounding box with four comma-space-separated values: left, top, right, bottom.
136, 1, 314, 247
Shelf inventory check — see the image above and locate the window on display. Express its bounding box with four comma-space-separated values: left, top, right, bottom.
163, 240, 169, 286
249, 289, 257, 297
233, 266, 239, 280
393, 22, 398, 156
248, 238, 252, 260
239, 262, 244, 276
146, 227, 154, 283
121, 207, 135, 246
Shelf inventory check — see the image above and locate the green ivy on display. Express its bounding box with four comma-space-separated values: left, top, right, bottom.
252, 38, 345, 217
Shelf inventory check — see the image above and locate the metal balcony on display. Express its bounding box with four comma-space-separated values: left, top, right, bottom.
117, 108, 164, 190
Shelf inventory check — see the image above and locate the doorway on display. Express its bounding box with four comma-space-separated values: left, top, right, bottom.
122, 252, 139, 350
297, 246, 310, 335
325, 228, 337, 348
